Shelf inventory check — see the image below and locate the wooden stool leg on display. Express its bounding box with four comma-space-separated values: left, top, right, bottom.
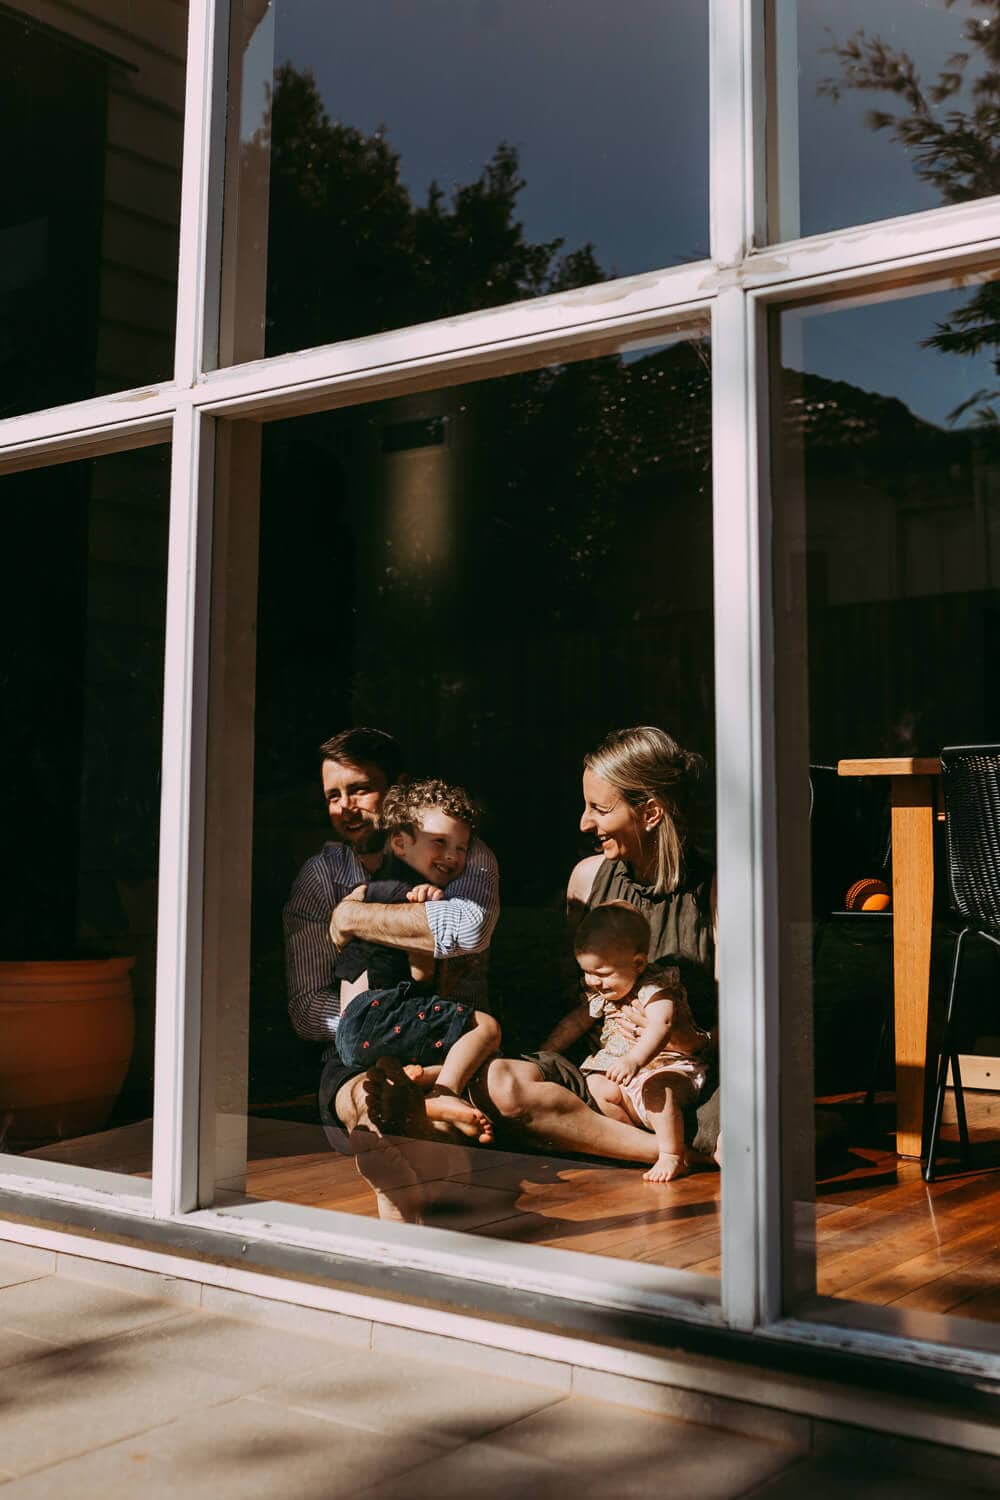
890, 776, 935, 1159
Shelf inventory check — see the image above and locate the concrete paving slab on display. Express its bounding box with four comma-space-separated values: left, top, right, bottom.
0, 1265, 51, 1293
199, 1283, 372, 1347
456, 1396, 802, 1500
370, 1321, 572, 1390
0, 1331, 304, 1477
0, 1244, 56, 1276
248, 1349, 567, 1449
52, 1252, 204, 1308
0, 1326, 66, 1372
102, 1307, 351, 1388
0, 1393, 445, 1499
352, 1436, 571, 1500
0, 1275, 184, 1348
752, 1455, 997, 1499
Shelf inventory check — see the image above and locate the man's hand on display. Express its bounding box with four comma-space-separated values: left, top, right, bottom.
606, 1056, 639, 1085
329, 884, 367, 952
406, 884, 444, 904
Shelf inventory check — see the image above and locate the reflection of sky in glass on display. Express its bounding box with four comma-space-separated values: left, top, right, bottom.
784, 285, 997, 429
795, 0, 988, 236
273, 0, 709, 278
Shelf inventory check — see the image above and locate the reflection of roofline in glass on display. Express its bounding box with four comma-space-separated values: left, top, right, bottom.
381, 415, 448, 454
0, 2, 139, 73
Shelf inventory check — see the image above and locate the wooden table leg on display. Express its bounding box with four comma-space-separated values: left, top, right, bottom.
890, 775, 935, 1158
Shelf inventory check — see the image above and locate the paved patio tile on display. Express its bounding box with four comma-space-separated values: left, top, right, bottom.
102, 1308, 350, 1388
0, 1333, 272, 1477
248, 1348, 567, 1449
370, 1322, 572, 1389
451, 1396, 802, 1500
0, 1276, 184, 1348
751, 1454, 998, 1499
0, 1264, 51, 1293
0, 1299, 379, 1478
0, 1393, 444, 1499
0, 1327, 66, 1372
352, 1440, 572, 1500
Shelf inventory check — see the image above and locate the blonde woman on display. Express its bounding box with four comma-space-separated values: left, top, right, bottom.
479, 726, 720, 1167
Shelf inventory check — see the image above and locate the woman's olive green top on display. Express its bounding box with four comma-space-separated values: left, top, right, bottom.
585, 851, 716, 1029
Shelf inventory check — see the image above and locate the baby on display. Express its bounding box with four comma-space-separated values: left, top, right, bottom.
334, 778, 500, 1143
550, 902, 710, 1182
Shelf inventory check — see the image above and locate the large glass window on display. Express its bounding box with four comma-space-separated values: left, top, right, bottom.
203, 331, 721, 1282
773, 275, 1000, 1338
220, 0, 710, 364
769, 0, 1000, 242
0, 444, 171, 1180
1, 3, 188, 416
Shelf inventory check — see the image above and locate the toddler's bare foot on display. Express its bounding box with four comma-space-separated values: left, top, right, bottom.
362, 1056, 435, 1140
426, 1088, 494, 1145
643, 1152, 690, 1183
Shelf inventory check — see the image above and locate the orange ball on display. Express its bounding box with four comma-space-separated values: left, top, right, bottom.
845, 878, 891, 912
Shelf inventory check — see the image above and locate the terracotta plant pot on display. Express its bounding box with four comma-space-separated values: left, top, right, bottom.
0, 957, 135, 1149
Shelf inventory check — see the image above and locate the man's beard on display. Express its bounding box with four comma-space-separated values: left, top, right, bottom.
350, 824, 387, 857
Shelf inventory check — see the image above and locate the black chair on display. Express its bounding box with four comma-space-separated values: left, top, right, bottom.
924, 745, 1000, 1184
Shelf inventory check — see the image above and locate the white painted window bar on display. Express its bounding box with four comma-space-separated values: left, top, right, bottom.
1, 0, 999, 1376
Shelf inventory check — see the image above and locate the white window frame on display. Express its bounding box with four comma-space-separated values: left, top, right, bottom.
2, 0, 1000, 1378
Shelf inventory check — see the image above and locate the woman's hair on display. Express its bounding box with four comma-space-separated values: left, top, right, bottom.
584, 726, 704, 895
574, 901, 650, 957
379, 778, 478, 839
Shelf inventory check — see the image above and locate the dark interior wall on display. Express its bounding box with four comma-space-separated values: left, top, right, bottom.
1, 448, 170, 1117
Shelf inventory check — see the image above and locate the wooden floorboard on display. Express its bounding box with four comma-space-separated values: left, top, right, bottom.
18, 1088, 1000, 1317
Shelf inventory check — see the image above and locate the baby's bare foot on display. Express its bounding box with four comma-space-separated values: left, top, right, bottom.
643, 1152, 690, 1184
426, 1089, 494, 1145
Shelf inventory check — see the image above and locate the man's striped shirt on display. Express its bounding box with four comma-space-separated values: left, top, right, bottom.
282, 838, 499, 1042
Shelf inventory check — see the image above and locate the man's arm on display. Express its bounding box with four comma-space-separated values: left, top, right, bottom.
283, 854, 348, 1042
540, 999, 593, 1054
331, 838, 500, 959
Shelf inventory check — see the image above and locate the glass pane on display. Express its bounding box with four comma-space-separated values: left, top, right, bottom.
207, 333, 720, 1280
2, 3, 188, 416
772, 276, 1000, 1338
221, 0, 709, 365
0, 445, 170, 1179
770, 0, 998, 242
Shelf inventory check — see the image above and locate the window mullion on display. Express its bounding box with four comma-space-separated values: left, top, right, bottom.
713, 285, 781, 1331
152, 406, 215, 1217
710, 0, 756, 263
174, 0, 231, 384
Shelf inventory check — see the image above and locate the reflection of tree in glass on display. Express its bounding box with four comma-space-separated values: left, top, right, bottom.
820, 2, 1000, 424
263, 63, 604, 355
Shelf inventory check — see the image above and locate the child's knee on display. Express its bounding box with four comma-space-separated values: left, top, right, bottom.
587, 1073, 620, 1106
474, 1011, 502, 1049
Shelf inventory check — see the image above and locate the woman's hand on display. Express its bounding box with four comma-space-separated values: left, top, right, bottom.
616, 1000, 648, 1044
406, 884, 444, 904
